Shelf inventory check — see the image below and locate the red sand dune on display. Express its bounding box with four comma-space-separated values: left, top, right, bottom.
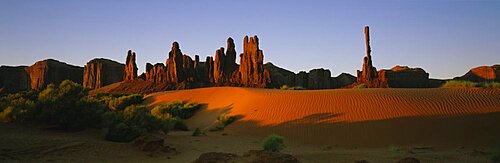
145, 87, 500, 147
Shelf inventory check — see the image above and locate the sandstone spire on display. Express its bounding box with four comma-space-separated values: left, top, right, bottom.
238, 35, 270, 87
124, 50, 138, 81
357, 26, 378, 84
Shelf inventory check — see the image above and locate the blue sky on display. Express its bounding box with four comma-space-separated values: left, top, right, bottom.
1, 0, 499, 79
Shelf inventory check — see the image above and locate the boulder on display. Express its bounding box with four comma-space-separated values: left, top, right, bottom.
193, 152, 240, 163
455, 65, 499, 82
397, 157, 420, 163
0, 66, 31, 93
242, 150, 299, 163
25, 59, 83, 90
83, 58, 124, 89
124, 50, 138, 81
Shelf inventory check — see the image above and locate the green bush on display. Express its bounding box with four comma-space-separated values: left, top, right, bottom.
262, 134, 285, 152
354, 83, 368, 89
35, 80, 103, 131
442, 80, 478, 87
105, 105, 170, 142
442, 80, 500, 88
108, 94, 143, 111
280, 85, 306, 90
192, 128, 204, 136
482, 82, 500, 88
150, 101, 201, 119
209, 113, 238, 131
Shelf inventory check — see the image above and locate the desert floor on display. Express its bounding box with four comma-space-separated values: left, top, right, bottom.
1, 87, 499, 162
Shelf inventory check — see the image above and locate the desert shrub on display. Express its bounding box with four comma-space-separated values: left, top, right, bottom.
192, 128, 204, 136
482, 82, 500, 88
108, 94, 143, 111
209, 113, 238, 131
442, 80, 478, 88
262, 134, 285, 152
35, 80, 104, 131
0, 94, 36, 123
105, 122, 144, 142
151, 101, 201, 119
105, 105, 170, 142
280, 85, 306, 90
0, 107, 14, 123
354, 83, 367, 89
169, 117, 188, 131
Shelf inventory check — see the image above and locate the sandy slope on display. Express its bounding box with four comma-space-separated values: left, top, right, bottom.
146, 87, 500, 147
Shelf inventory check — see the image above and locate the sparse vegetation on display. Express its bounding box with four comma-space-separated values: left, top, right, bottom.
150, 101, 201, 119
262, 134, 285, 152
280, 85, 306, 90
354, 83, 368, 89
209, 112, 238, 131
192, 128, 204, 136
0, 80, 205, 142
442, 80, 500, 88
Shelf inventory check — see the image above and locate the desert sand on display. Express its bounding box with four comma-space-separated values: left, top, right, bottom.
1, 87, 499, 162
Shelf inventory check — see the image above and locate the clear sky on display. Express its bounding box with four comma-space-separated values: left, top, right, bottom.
1, 0, 499, 79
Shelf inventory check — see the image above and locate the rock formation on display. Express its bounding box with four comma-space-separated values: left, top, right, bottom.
205, 56, 214, 83
264, 62, 296, 88
166, 42, 185, 83
455, 65, 499, 82
294, 71, 309, 88
238, 35, 271, 87
124, 50, 138, 81
333, 73, 356, 88
25, 59, 83, 90
83, 58, 125, 89
356, 26, 381, 87
0, 66, 31, 93
355, 26, 430, 88
213, 47, 226, 85
381, 65, 429, 88
307, 69, 332, 89
145, 63, 167, 83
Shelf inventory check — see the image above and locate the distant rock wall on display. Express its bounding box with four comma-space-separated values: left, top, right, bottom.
455, 65, 499, 82
25, 59, 83, 90
83, 58, 124, 89
0, 66, 31, 93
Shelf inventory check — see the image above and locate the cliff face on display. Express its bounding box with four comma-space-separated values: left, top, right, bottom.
0, 66, 31, 93
83, 58, 124, 89
25, 59, 83, 90
456, 65, 500, 82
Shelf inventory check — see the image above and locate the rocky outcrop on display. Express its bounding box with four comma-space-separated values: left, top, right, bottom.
83, 58, 124, 89
145, 63, 167, 83
193, 150, 299, 163
0, 66, 31, 93
381, 65, 429, 88
455, 65, 500, 82
355, 26, 430, 88
238, 35, 271, 88
307, 68, 332, 89
124, 50, 138, 81
294, 71, 309, 88
333, 73, 356, 88
205, 56, 214, 83
166, 42, 185, 83
213, 47, 226, 85
25, 59, 83, 90
264, 62, 296, 88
